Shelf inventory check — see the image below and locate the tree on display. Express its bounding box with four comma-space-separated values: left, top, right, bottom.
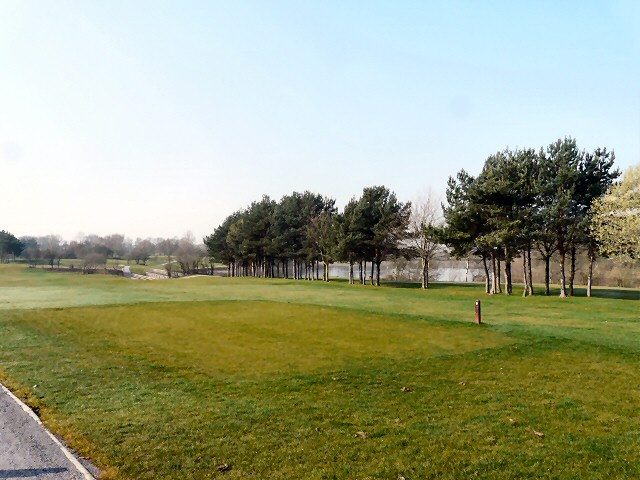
81, 251, 107, 274
591, 163, 640, 261
335, 198, 367, 284
237, 196, 276, 277
38, 234, 62, 269
306, 212, 336, 282
175, 233, 204, 276
356, 186, 411, 287
407, 191, 442, 289
19, 236, 40, 266
538, 138, 582, 298
269, 192, 334, 280
157, 237, 179, 277
0, 230, 24, 262
471, 150, 536, 295
130, 238, 155, 265
103, 234, 126, 259
574, 148, 619, 296
204, 213, 241, 277
533, 148, 558, 297
441, 170, 493, 293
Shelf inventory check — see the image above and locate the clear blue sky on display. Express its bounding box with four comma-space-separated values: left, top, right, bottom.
1, 0, 639, 241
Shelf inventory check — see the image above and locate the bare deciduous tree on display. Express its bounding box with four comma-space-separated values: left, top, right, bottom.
175, 232, 205, 276
158, 237, 180, 278
407, 191, 443, 289
81, 251, 107, 274
306, 212, 336, 282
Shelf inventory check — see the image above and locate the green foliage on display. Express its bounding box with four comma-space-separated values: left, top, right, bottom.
591, 163, 640, 259
355, 186, 411, 285
0, 230, 24, 262
441, 138, 619, 297
205, 187, 410, 284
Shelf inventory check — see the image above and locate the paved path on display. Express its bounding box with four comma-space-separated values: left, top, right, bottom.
0, 385, 95, 479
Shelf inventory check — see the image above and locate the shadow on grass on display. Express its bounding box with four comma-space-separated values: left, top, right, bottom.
379, 280, 639, 300
569, 286, 640, 301
383, 281, 483, 290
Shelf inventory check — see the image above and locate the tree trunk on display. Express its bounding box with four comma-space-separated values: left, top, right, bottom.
522, 250, 529, 297
587, 242, 595, 298
359, 261, 363, 284
370, 259, 375, 286
490, 250, 498, 294
544, 256, 550, 295
421, 257, 428, 289
527, 247, 534, 296
569, 245, 576, 296
349, 260, 354, 285
481, 254, 490, 294
504, 247, 512, 295
559, 246, 567, 298
375, 260, 381, 287
362, 261, 366, 285
425, 260, 429, 289
465, 258, 469, 283
324, 262, 330, 282
317, 261, 320, 281
496, 255, 502, 293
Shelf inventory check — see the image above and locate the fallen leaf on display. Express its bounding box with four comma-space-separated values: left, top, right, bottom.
526, 427, 544, 438
401, 386, 412, 393
509, 418, 517, 425
217, 463, 231, 472
355, 431, 367, 439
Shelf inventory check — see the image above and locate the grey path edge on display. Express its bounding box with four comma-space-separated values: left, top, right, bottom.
1, 384, 96, 480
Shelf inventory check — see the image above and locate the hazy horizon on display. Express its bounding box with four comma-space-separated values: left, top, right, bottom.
2, 1, 639, 240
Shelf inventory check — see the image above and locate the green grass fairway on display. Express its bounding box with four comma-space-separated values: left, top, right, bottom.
0, 265, 639, 479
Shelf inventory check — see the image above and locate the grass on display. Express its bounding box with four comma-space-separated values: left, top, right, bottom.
24, 256, 170, 275
0, 264, 638, 479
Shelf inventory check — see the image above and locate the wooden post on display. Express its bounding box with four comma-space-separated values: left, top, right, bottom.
475, 300, 482, 324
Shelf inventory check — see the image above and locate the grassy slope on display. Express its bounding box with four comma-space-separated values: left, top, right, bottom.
0, 265, 638, 479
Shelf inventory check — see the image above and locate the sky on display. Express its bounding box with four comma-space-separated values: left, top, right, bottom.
1, 0, 639, 241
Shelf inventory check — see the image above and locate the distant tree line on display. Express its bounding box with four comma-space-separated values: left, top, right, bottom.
5, 233, 205, 276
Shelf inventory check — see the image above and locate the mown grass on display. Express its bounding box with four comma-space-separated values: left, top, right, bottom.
0, 265, 638, 479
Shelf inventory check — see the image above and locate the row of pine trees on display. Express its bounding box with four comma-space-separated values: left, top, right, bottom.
204, 187, 411, 286
205, 137, 619, 297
